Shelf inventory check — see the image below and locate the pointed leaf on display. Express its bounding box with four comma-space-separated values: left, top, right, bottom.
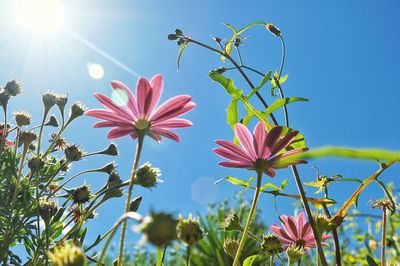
177, 42, 189, 69
243, 255, 258, 266
226, 99, 239, 129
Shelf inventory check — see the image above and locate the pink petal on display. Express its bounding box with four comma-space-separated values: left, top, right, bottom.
270, 224, 295, 242
151, 95, 194, 122
296, 212, 307, 236
150, 128, 180, 142
270, 130, 299, 155
148, 74, 164, 114
213, 148, 253, 164
148, 132, 162, 143
265, 126, 283, 148
152, 118, 193, 129
253, 122, 267, 158
107, 127, 134, 139
111, 80, 140, 117
85, 109, 132, 125
300, 222, 313, 240
136, 77, 153, 117
215, 140, 253, 162
94, 93, 135, 121
264, 168, 276, 177
287, 216, 300, 239
218, 161, 252, 168
93, 121, 120, 128
234, 123, 257, 160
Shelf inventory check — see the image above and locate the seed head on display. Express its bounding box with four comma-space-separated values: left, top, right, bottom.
14, 111, 31, 126
261, 234, 283, 256
286, 244, 305, 264
135, 163, 161, 188
48, 241, 86, 266
42, 92, 58, 112
38, 199, 58, 223
28, 157, 45, 173
219, 209, 243, 232
176, 214, 204, 246
69, 102, 86, 121
65, 144, 84, 162
223, 238, 239, 259
4, 80, 22, 96
20, 131, 37, 148
71, 185, 92, 204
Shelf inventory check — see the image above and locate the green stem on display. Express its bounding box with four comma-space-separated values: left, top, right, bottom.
186, 245, 191, 266
322, 204, 341, 266
269, 255, 274, 266
45, 221, 50, 266
117, 135, 144, 266
232, 171, 262, 266
37, 110, 49, 156
381, 206, 387, 266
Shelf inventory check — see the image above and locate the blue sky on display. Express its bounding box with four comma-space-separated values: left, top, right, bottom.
1, 0, 400, 256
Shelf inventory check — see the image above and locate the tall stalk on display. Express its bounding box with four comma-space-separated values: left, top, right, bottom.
117, 135, 144, 266
232, 171, 262, 266
381, 205, 387, 266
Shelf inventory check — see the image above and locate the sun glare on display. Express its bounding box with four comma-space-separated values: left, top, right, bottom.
87, 63, 105, 80
14, 0, 65, 34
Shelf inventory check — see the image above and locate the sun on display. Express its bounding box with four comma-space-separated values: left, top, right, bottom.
14, 0, 65, 34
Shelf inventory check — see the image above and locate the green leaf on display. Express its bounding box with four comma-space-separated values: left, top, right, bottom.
292, 146, 400, 162
260, 183, 280, 191
226, 99, 239, 129
271, 72, 289, 87
245, 71, 272, 100
221, 21, 266, 62
177, 42, 189, 69
243, 255, 258, 266
279, 178, 288, 191
366, 255, 379, 266
223, 176, 255, 189
264, 97, 308, 117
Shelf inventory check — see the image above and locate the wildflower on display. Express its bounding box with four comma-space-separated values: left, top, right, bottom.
266, 24, 281, 37
129, 196, 143, 212
50, 133, 68, 150
134, 211, 178, 247
14, 111, 31, 126
223, 238, 239, 258
270, 212, 333, 251
135, 163, 161, 188
219, 209, 244, 232
86, 74, 196, 142
71, 185, 92, 204
286, 244, 305, 265
38, 199, 58, 223
65, 144, 84, 162
261, 234, 283, 256
214, 122, 307, 177
48, 241, 86, 266
176, 214, 204, 246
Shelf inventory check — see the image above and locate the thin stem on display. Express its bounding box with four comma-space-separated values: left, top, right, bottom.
291, 166, 328, 266
37, 110, 49, 156
269, 255, 274, 266
45, 221, 49, 266
117, 135, 144, 266
322, 205, 341, 266
183, 37, 279, 125
381, 206, 387, 266
10, 148, 28, 205
275, 36, 289, 127
186, 245, 191, 266
232, 171, 263, 266
160, 245, 168, 266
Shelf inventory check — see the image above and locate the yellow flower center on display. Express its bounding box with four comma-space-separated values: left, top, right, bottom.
135, 119, 150, 130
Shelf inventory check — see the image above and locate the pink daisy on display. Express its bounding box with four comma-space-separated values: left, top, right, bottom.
270, 212, 333, 251
86, 74, 195, 142
213, 121, 307, 177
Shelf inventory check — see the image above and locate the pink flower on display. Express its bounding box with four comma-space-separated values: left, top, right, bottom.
86, 75, 195, 142
213, 121, 307, 177
270, 212, 333, 251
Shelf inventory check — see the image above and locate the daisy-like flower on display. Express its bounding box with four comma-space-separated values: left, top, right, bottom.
270, 212, 333, 251
86, 74, 195, 142
213, 121, 307, 177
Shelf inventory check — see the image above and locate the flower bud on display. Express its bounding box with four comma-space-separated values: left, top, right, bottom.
14, 111, 31, 126
286, 244, 305, 265
261, 234, 283, 256
314, 212, 332, 235
45, 115, 59, 127
103, 171, 123, 200
69, 102, 86, 121
134, 212, 178, 247
176, 214, 204, 246
98, 143, 119, 156
71, 185, 92, 204
219, 209, 243, 232
213, 37, 222, 43
234, 38, 241, 47
129, 196, 143, 212
19, 131, 37, 148
65, 144, 84, 162
175, 29, 183, 35
266, 24, 281, 37
98, 162, 116, 174
38, 199, 58, 223
42, 92, 57, 112
223, 238, 239, 259
168, 34, 178, 40
59, 159, 71, 172
56, 94, 68, 113
135, 163, 161, 188
48, 241, 87, 266
28, 157, 45, 173
4, 80, 22, 96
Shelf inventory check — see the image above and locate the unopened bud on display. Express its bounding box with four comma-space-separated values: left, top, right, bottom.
98, 162, 116, 174
45, 115, 59, 127
48, 241, 87, 266
176, 214, 204, 246
65, 144, 84, 162
20, 131, 37, 148
175, 29, 183, 35
261, 234, 283, 256
28, 157, 45, 173
4, 80, 22, 96
103, 171, 123, 200
56, 94, 68, 113
71, 185, 92, 204
286, 244, 305, 265
135, 163, 161, 188
168, 34, 178, 40
98, 143, 118, 156
223, 238, 239, 258
42, 92, 57, 112
14, 111, 31, 126
266, 24, 281, 37
38, 199, 58, 223
69, 102, 86, 121
219, 209, 243, 232
129, 196, 143, 212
